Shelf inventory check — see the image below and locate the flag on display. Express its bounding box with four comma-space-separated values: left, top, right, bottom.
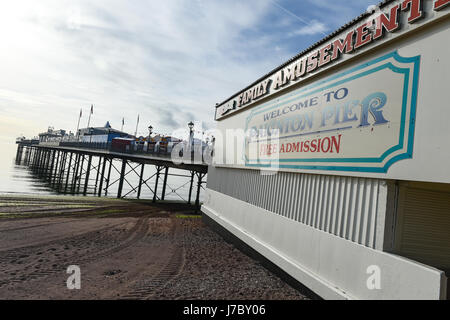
122, 118, 124, 125
90, 104, 94, 114
137, 114, 140, 124
79, 109, 82, 117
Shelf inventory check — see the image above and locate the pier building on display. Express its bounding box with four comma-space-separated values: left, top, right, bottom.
202, 0, 450, 299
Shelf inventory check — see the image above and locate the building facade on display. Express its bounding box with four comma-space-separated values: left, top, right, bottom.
202, 0, 450, 299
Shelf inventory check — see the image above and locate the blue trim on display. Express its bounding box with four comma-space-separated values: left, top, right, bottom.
244, 51, 420, 173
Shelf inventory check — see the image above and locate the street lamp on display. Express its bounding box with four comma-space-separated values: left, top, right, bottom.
147, 125, 153, 153
188, 121, 194, 157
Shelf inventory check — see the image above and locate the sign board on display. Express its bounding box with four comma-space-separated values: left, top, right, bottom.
244, 51, 420, 173
215, 0, 449, 121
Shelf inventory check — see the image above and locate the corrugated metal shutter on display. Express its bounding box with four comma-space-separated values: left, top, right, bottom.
395, 182, 450, 272
207, 166, 384, 249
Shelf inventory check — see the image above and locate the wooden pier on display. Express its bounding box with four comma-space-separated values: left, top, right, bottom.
15, 140, 208, 210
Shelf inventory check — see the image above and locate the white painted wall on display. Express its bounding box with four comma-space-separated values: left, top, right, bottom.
203, 189, 447, 299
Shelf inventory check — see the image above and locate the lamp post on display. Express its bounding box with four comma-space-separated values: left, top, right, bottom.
148, 125, 153, 153
188, 121, 194, 150
148, 125, 153, 139
188, 121, 194, 161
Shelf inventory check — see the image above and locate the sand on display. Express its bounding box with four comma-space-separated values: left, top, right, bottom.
0, 195, 311, 300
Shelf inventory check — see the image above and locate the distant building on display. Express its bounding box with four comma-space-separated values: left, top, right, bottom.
38, 127, 66, 143
78, 121, 130, 143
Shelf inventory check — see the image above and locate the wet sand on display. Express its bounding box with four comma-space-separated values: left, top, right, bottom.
0, 195, 310, 300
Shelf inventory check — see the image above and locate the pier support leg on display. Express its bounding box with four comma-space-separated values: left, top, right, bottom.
117, 159, 127, 199
77, 155, 85, 193
15, 145, 22, 163
195, 172, 205, 212
98, 157, 107, 197
52, 151, 60, 187
161, 167, 169, 201
83, 155, 92, 196
58, 152, 67, 190
44, 150, 50, 180
137, 163, 145, 199
94, 157, 101, 195
152, 166, 161, 203
36, 149, 42, 175
32, 148, 37, 169
38, 149, 44, 176
36, 149, 41, 170
188, 171, 195, 204
49, 150, 56, 182
64, 152, 72, 193
105, 158, 112, 196
30, 148, 35, 167
71, 153, 80, 193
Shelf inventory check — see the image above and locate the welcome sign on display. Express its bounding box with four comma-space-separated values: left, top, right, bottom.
244, 51, 420, 173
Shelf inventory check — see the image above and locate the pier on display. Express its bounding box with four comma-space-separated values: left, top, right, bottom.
15, 139, 208, 210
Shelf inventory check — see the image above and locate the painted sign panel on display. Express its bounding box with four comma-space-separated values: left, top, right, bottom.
215, 0, 448, 120
244, 51, 420, 173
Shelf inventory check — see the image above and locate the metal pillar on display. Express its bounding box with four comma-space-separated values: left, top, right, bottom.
195, 172, 204, 211
83, 155, 92, 196
52, 151, 61, 187
117, 159, 127, 198
161, 166, 169, 201
38, 149, 44, 175
15, 145, 22, 163
71, 153, 80, 193
105, 158, 113, 196
94, 157, 101, 194
15, 145, 20, 162
188, 171, 195, 204
64, 152, 73, 193
35, 149, 41, 174
153, 166, 161, 203
98, 157, 107, 197
137, 163, 145, 199
58, 152, 67, 190
30, 148, 34, 167
49, 150, 56, 182
43, 150, 50, 179
77, 155, 85, 193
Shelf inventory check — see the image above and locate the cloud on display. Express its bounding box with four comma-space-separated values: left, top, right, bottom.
288, 20, 328, 36
0, 0, 377, 150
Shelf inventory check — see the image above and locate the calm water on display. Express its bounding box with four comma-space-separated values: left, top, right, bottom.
0, 142, 205, 202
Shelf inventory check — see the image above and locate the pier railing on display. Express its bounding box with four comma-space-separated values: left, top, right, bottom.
40, 140, 212, 163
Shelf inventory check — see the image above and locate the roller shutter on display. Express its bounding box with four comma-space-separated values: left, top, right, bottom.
394, 181, 450, 272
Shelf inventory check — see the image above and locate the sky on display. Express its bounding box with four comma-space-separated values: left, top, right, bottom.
0, 0, 378, 154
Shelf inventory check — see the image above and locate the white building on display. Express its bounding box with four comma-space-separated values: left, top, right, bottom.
202, 0, 450, 299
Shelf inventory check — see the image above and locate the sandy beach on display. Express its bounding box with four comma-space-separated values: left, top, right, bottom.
0, 195, 311, 300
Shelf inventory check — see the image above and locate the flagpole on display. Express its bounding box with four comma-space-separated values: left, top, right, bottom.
76, 109, 82, 137
121, 118, 124, 132
134, 114, 139, 137
87, 104, 93, 128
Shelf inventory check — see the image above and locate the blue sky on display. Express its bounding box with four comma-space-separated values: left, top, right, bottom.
0, 0, 378, 146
